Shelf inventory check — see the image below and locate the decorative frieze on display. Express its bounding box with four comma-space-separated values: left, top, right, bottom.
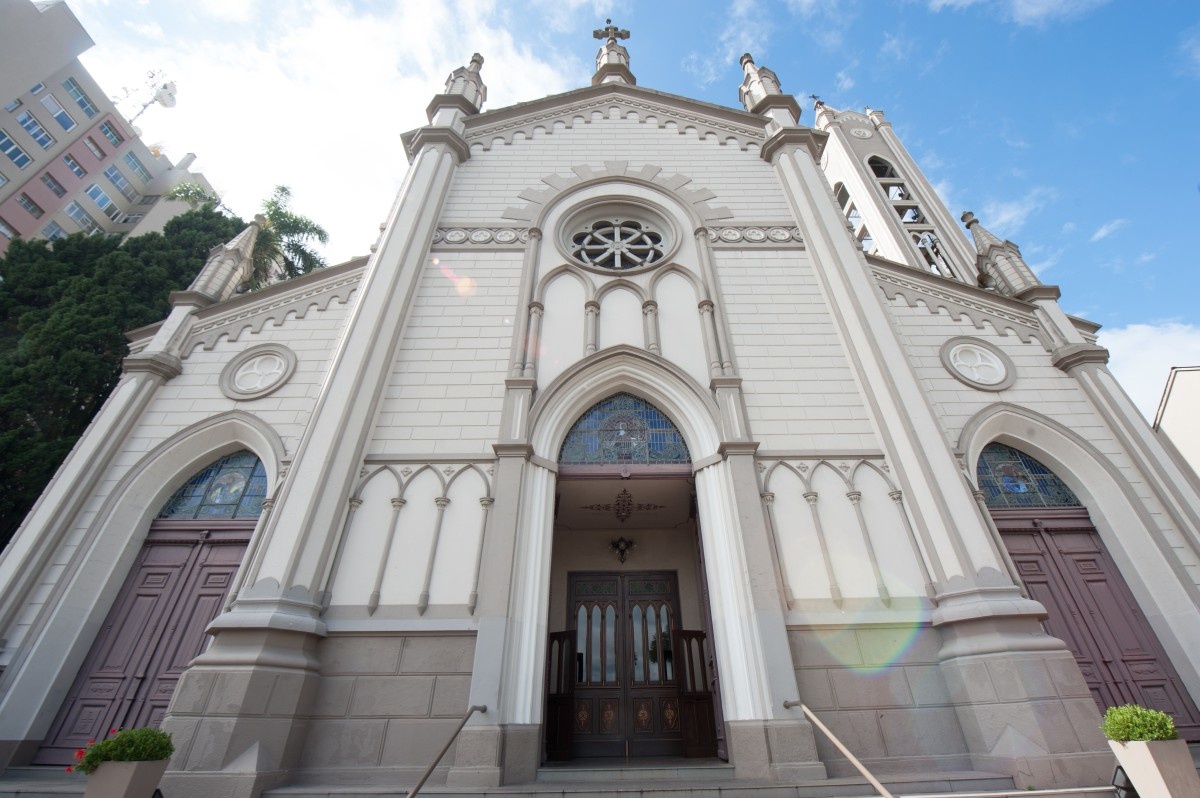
432, 227, 530, 248
706, 225, 803, 246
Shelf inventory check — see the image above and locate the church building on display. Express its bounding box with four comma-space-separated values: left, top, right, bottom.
2, 23, 1199, 798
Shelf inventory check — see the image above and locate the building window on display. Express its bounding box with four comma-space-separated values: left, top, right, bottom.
4, 99, 21, 113
570, 220, 665, 271
64, 200, 101, 234
85, 183, 121, 221
123, 152, 152, 184
62, 153, 86, 177
0, 130, 31, 168
39, 95, 76, 131
17, 193, 44, 218
869, 156, 898, 179
42, 220, 67, 240
63, 78, 97, 118
976, 443, 1082, 509
0, 170, 7, 187
104, 165, 138, 201
30, 83, 45, 95
40, 172, 66, 197
16, 111, 54, 149
138, 194, 160, 205
0, 217, 14, 239
98, 121, 124, 147
157, 451, 268, 520
120, 212, 144, 225
83, 137, 105, 159
559, 393, 691, 466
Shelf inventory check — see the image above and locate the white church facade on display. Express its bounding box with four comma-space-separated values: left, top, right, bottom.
2, 26, 1200, 798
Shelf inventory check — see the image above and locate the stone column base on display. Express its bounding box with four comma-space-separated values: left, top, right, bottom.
446, 723, 540, 787
726, 719, 828, 780
159, 769, 289, 798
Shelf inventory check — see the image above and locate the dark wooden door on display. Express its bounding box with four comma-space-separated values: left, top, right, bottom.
996, 509, 1200, 740
674, 629, 717, 757
35, 523, 249, 764
563, 571, 700, 758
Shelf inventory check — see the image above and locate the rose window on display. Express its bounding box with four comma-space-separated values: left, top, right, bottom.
570, 220, 664, 271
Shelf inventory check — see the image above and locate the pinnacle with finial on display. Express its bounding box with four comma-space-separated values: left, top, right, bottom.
594, 18, 630, 44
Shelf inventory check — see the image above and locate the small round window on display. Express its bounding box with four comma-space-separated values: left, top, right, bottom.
570, 219, 665, 271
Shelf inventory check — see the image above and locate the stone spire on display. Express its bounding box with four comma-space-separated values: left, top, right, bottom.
440, 52, 487, 113
738, 53, 801, 127
182, 215, 263, 304
593, 19, 635, 85
961, 211, 1040, 296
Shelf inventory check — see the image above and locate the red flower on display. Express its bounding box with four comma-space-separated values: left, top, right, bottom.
65, 766, 72, 772
74, 749, 85, 758
109, 728, 118, 735
87, 739, 94, 745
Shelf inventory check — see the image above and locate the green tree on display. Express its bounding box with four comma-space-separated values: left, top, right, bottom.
0, 207, 245, 549
166, 183, 328, 287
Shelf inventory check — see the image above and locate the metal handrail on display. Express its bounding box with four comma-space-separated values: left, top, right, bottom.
405, 704, 487, 798
783, 700, 896, 798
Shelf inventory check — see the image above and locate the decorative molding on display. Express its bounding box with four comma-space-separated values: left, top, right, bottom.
432, 227, 530, 248
186, 272, 360, 352
872, 263, 1049, 348
706, 225, 803, 247
466, 90, 766, 152
502, 161, 733, 225
219, 343, 299, 401
1051, 342, 1110, 372
940, 336, 1017, 392
122, 351, 183, 380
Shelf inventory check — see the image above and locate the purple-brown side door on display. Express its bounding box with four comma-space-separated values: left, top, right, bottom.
34, 522, 249, 765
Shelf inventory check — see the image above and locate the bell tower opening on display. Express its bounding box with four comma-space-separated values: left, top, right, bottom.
544, 393, 721, 761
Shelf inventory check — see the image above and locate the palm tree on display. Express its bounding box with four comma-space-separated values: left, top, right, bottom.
252, 185, 328, 285
165, 183, 328, 288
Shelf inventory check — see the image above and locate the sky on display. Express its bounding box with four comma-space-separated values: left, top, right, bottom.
61, 0, 1200, 419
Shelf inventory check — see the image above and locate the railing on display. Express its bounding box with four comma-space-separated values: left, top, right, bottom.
405, 704, 487, 798
783, 700, 896, 798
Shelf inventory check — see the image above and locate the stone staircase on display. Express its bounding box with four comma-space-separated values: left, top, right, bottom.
0, 763, 1118, 798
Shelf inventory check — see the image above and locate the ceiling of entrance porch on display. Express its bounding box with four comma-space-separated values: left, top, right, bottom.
555, 478, 694, 530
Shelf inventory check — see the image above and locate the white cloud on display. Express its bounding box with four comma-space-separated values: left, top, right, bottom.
1100, 322, 1200, 419
1089, 218, 1128, 242
684, 0, 768, 87
71, 0, 586, 264
980, 186, 1056, 238
881, 32, 911, 61
834, 68, 855, 92
1180, 25, 1200, 78
928, 0, 1110, 26
1061, 221, 1076, 234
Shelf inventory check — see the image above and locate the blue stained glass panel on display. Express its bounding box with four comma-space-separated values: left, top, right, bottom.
157, 451, 269, 519
976, 443, 1081, 508
558, 393, 690, 466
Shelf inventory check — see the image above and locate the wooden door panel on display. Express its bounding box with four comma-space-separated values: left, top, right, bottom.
996, 511, 1200, 741
36, 531, 249, 765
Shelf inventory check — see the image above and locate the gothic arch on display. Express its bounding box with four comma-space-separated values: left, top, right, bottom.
533, 264, 592, 304
648, 262, 707, 299
529, 345, 721, 462
594, 277, 650, 304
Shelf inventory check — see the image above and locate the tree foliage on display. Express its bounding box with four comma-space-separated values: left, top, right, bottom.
0, 208, 245, 549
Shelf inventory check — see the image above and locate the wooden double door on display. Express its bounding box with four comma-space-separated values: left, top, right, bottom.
996, 508, 1200, 740
34, 523, 249, 765
546, 571, 717, 760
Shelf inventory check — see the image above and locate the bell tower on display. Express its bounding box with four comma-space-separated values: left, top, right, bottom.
814, 102, 978, 285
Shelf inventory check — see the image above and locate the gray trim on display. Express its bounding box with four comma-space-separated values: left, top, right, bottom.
939, 336, 1016, 392
219, 343, 298, 401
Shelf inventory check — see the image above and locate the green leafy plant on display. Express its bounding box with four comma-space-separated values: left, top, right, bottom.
70, 727, 174, 774
1101, 704, 1178, 742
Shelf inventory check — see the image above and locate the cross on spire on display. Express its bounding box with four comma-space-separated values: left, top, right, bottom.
593, 19, 629, 44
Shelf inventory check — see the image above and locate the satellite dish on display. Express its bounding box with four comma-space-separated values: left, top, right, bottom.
155, 82, 177, 108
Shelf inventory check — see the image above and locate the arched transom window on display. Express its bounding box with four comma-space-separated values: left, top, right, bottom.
157, 450, 268, 519
976, 443, 1081, 509
559, 393, 690, 467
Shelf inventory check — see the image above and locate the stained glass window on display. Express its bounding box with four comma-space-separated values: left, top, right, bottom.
559, 393, 690, 466
157, 450, 268, 519
976, 443, 1081, 508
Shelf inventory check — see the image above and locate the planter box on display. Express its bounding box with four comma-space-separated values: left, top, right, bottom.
1109, 739, 1200, 798
83, 760, 170, 798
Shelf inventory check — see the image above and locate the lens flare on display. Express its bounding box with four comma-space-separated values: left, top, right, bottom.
435, 259, 476, 298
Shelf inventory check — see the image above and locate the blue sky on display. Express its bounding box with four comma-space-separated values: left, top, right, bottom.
64, 0, 1200, 416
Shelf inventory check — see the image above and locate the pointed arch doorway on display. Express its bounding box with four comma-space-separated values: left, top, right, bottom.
978, 442, 1200, 740
544, 393, 720, 760
33, 451, 266, 765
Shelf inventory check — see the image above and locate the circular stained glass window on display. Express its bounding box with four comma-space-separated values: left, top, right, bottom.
570, 220, 665, 271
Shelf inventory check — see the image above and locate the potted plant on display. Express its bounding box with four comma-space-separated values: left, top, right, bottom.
1102, 704, 1200, 797
70, 727, 174, 798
